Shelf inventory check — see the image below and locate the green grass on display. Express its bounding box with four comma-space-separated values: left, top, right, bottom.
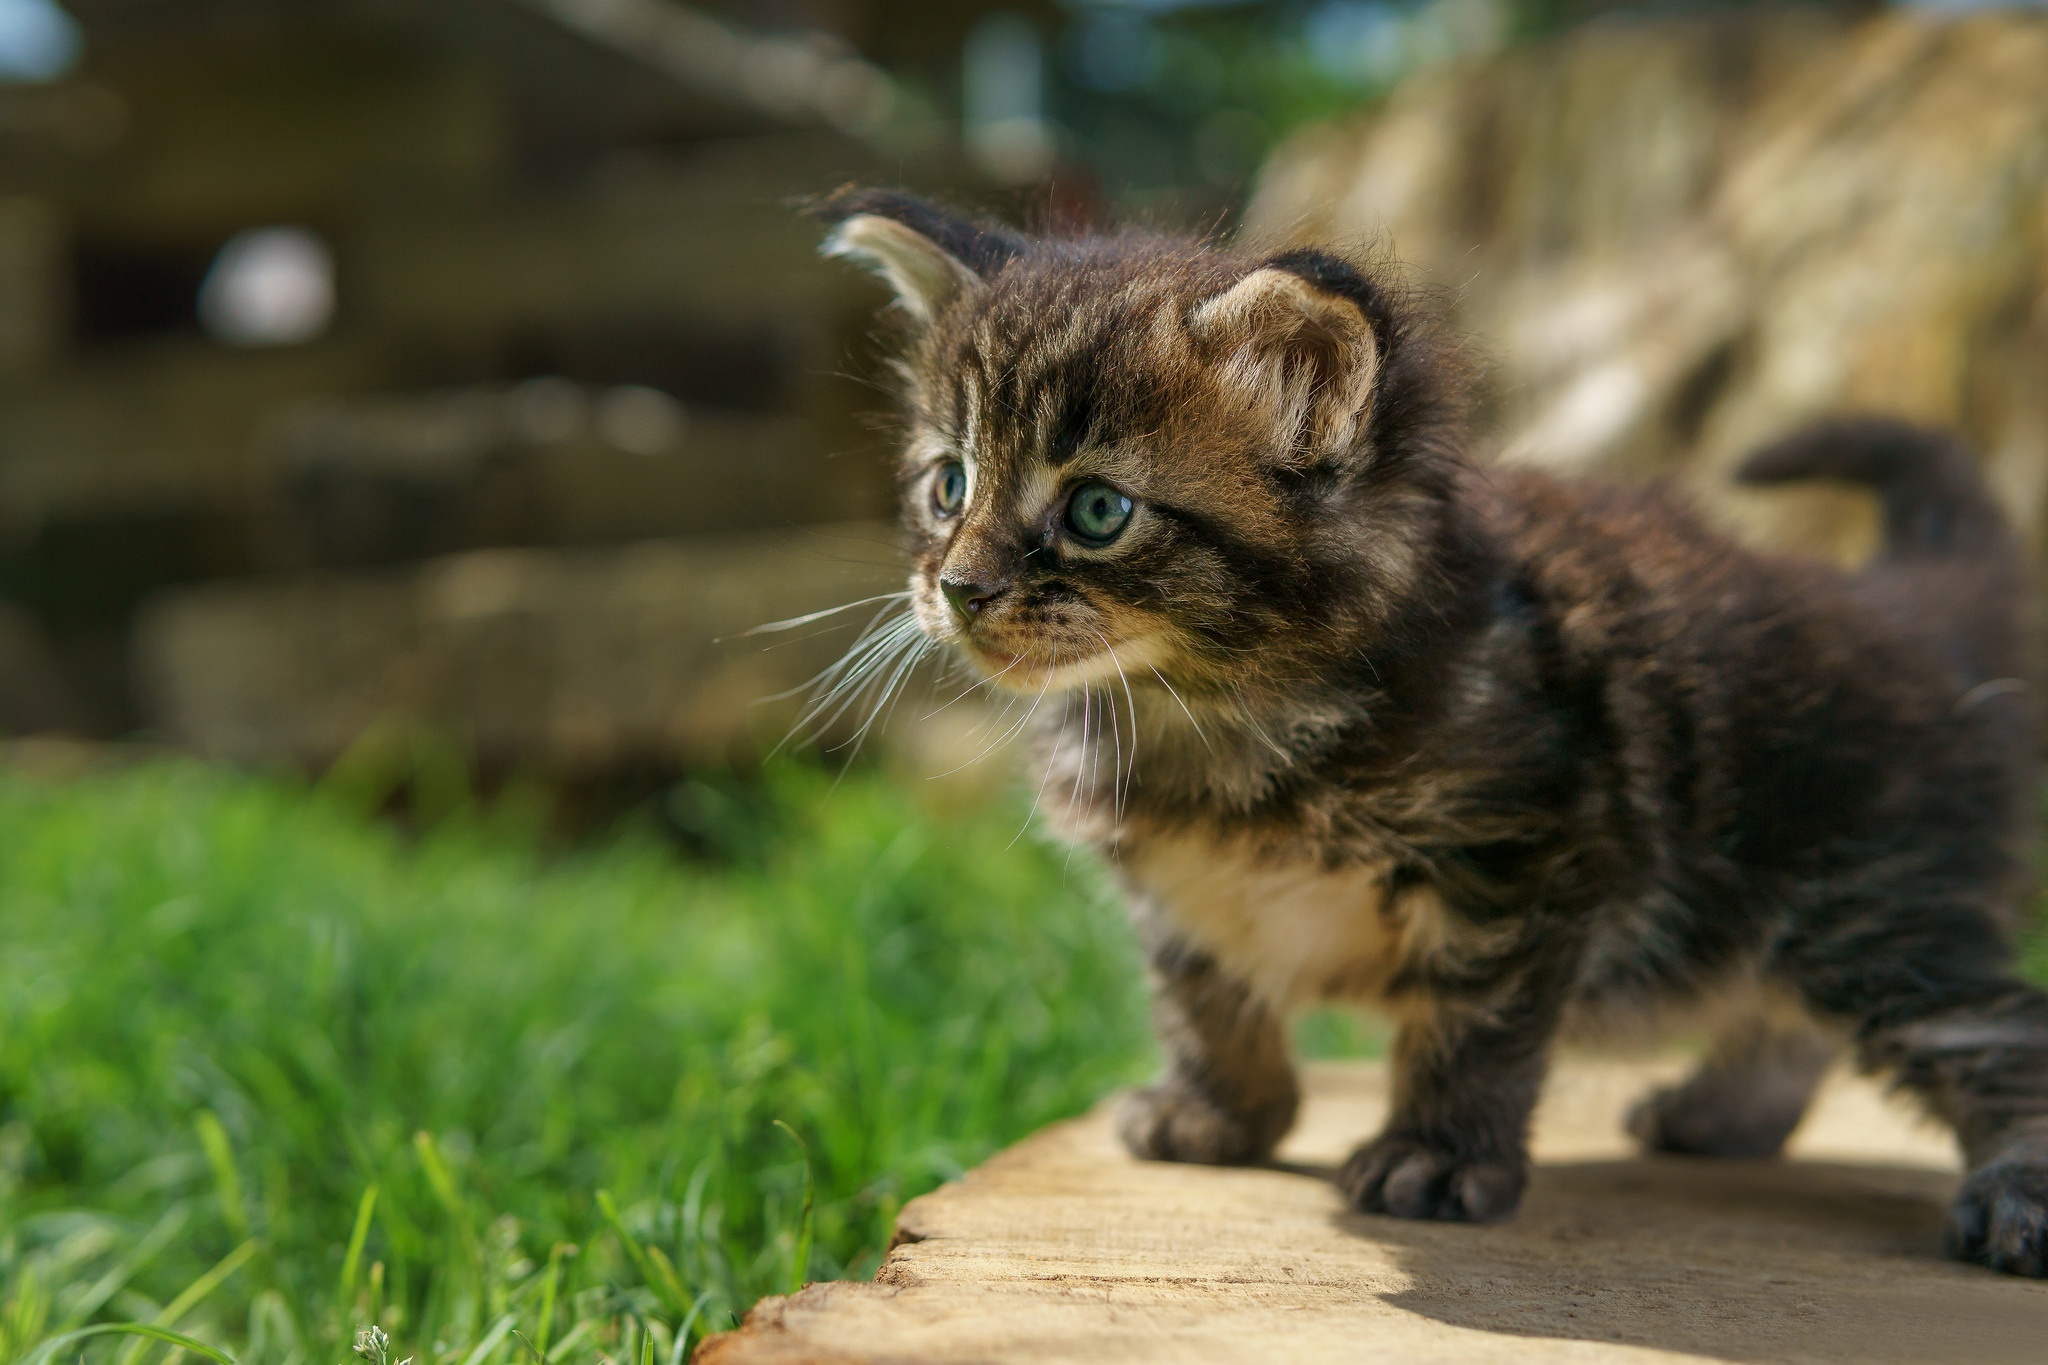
0, 759, 1159, 1364
45, 755, 2032, 1365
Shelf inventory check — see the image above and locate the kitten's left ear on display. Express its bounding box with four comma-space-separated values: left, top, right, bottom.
1190, 251, 1384, 466
813, 187, 1024, 324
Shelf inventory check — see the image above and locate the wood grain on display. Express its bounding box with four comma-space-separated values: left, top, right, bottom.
700, 1058, 2048, 1364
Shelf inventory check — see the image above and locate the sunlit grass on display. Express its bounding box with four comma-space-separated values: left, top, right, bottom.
0, 759, 1156, 1363
14, 754, 2024, 1365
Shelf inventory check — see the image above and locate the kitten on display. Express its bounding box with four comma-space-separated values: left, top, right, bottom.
815, 187, 2048, 1276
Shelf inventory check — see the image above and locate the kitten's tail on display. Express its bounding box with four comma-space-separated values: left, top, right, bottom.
1735, 415, 2033, 702
1734, 416, 2012, 564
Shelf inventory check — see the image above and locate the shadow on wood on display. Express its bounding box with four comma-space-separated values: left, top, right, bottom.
701, 1060, 2046, 1364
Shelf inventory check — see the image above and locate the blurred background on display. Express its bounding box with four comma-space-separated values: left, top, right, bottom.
5, 3, 2048, 1362
3, 0, 2040, 811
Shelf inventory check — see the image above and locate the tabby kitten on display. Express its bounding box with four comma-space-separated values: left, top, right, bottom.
815, 187, 2048, 1276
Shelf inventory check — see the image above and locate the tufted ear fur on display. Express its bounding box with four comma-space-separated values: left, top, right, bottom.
1190, 262, 1382, 467
815, 187, 1023, 324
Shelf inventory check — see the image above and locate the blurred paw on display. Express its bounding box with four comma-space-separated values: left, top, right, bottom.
1338, 1131, 1525, 1223
1946, 1141, 2048, 1277
1626, 1083, 1800, 1159
1115, 1081, 1295, 1166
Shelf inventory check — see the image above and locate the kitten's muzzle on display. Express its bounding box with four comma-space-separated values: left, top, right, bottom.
940, 572, 1009, 623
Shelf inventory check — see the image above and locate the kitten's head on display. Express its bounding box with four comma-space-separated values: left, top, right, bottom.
818, 188, 1462, 704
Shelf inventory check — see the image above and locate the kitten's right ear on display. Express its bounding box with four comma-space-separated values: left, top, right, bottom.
812, 187, 1022, 324
1190, 252, 1385, 467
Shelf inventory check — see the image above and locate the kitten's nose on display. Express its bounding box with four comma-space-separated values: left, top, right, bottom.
940, 573, 1007, 620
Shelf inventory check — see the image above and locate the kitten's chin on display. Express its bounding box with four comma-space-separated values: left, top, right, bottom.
959, 634, 1166, 695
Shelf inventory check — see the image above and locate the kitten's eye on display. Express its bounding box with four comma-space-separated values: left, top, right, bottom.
932, 461, 966, 517
1063, 480, 1134, 545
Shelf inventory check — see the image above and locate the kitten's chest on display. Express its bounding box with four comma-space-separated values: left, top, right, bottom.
1118, 831, 1424, 1011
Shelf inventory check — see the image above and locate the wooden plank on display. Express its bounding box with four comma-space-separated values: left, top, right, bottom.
700, 1058, 2046, 1364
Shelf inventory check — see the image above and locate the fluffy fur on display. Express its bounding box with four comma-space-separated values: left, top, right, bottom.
814, 186, 2048, 1276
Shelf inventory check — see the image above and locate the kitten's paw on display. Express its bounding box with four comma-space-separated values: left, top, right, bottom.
1115, 1082, 1296, 1166
1626, 1083, 1800, 1159
1945, 1142, 2048, 1277
1338, 1132, 1525, 1223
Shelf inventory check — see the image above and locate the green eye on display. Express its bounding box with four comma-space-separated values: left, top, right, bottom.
933, 461, 966, 516
1063, 480, 1134, 545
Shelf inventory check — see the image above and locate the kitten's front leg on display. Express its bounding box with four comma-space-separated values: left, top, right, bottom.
1117, 934, 1300, 1165
1340, 930, 1576, 1224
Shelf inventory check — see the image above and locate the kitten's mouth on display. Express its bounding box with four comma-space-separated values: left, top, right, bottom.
960, 640, 1053, 688
959, 635, 1158, 694
965, 642, 1020, 671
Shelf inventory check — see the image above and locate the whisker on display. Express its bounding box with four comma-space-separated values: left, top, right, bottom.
808, 620, 925, 741
1146, 663, 1210, 752
964, 660, 1057, 762
830, 629, 935, 760
735, 591, 912, 639
922, 654, 1022, 719
1096, 632, 1140, 828
1016, 664, 1071, 847
1066, 683, 1093, 824
759, 600, 910, 704
928, 653, 1053, 779
1230, 681, 1291, 762
803, 615, 919, 714
769, 610, 922, 756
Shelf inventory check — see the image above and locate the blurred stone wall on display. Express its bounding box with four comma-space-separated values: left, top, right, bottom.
1244, 8, 2048, 568
0, 1, 1023, 780
135, 525, 903, 773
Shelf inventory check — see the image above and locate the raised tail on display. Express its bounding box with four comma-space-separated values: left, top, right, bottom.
1736, 415, 2032, 707
1735, 416, 2012, 563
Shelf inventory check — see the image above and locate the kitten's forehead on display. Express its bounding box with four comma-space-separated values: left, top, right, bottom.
928, 251, 1218, 478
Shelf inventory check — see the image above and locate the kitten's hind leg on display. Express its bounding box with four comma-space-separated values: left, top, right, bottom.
1627, 1013, 1836, 1159
1116, 934, 1300, 1165
1863, 983, 2048, 1277
1781, 903, 2048, 1277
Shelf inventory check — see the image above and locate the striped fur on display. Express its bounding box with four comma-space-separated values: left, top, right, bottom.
818, 188, 2048, 1275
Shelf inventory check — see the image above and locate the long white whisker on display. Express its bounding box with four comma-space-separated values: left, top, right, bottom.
837, 630, 933, 754
738, 592, 912, 638
1146, 663, 1210, 752
927, 695, 1028, 778
922, 654, 1022, 719
1096, 632, 1139, 828
1010, 648, 1065, 846
1066, 683, 1093, 824
800, 616, 919, 720
759, 601, 910, 704
809, 620, 926, 742
770, 611, 921, 755
964, 660, 1056, 762
1231, 681, 1290, 762
1103, 680, 1122, 826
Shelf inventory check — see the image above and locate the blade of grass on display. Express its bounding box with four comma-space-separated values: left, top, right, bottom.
61, 1204, 190, 1329
770, 1122, 814, 1297
24, 1323, 235, 1365
669, 1293, 712, 1365
338, 1183, 380, 1319
541, 1318, 591, 1363
193, 1113, 248, 1240
531, 1243, 566, 1360
112, 1239, 261, 1365
457, 1312, 515, 1365
413, 1131, 481, 1272
593, 1191, 691, 1318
